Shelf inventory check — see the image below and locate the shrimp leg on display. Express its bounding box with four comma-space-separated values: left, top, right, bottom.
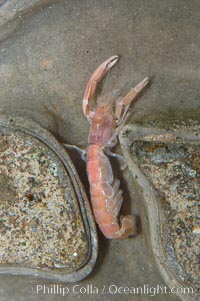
63, 144, 87, 161
106, 148, 127, 170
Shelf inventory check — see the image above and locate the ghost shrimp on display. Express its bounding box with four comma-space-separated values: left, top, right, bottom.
66, 55, 148, 239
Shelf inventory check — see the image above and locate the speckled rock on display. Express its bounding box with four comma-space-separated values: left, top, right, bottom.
0, 114, 97, 282
120, 123, 200, 301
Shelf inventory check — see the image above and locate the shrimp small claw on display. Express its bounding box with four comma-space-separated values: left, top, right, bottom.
82, 56, 148, 239
115, 76, 149, 124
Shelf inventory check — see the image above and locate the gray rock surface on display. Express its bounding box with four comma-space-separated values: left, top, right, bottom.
0, 0, 56, 41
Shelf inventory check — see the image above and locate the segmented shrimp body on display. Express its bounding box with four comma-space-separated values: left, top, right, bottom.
86, 106, 124, 239
82, 56, 148, 239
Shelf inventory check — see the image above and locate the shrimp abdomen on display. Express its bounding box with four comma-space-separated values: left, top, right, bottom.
87, 145, 113, 184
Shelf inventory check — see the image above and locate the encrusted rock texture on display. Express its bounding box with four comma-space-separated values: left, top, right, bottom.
0, 129, 87, 271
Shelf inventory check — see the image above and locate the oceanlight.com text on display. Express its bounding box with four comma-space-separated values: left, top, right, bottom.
25, 284, 194, 297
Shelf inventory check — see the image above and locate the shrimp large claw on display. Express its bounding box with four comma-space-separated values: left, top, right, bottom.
83, 55, 119, 120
